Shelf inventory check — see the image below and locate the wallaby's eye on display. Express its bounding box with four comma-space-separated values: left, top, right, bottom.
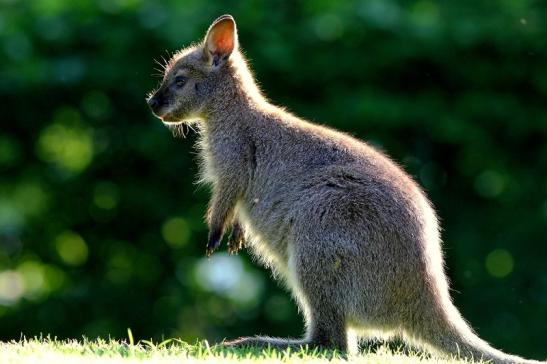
175, 76, 187, 88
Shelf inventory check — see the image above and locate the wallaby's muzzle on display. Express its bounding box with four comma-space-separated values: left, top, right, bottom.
147, 95, 161, 113
147, 93, 170, 119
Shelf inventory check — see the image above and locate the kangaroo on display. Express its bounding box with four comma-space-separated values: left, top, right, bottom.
147, 14, 544, 364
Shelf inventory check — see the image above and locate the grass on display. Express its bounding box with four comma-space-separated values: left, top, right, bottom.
0, 333, 477, 364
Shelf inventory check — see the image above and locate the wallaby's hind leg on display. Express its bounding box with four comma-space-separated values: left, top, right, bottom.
224, 243, 349, 353
224, 318, 347, 352
223, 311, 347, 352
223, 295, 347, 351
302, 302, 348, 351
291, 246, 350, 353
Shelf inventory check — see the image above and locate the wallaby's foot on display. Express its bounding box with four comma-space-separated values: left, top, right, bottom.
227, 222, 245, 254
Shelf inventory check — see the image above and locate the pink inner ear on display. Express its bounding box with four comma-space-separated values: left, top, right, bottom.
211, 21, 234, 55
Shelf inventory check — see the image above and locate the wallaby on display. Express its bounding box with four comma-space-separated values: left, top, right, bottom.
147, 15, 544, 364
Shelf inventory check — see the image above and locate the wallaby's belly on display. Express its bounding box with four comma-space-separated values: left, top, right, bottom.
236, 202, 292, 281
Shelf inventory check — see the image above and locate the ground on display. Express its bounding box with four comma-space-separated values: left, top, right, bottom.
0, 336, 479, 364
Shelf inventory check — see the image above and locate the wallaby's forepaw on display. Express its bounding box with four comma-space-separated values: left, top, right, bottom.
227, 223, 245, 255
206, 228, 222, 257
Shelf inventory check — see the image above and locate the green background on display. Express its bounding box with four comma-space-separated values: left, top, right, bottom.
1, 0, 546, 360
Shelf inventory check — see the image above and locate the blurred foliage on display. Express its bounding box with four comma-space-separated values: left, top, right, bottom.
0, 0, 546, 360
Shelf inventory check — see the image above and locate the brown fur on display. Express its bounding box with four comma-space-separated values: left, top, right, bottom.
147, 15, 544, 364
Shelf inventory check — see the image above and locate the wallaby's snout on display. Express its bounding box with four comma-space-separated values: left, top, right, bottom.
147, 89, 168, 118
147, 94, 162, 115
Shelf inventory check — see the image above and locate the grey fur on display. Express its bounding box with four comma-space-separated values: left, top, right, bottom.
147, 15, 544, 364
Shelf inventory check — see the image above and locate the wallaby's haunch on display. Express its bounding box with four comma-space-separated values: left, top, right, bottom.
147, 15, 544, 364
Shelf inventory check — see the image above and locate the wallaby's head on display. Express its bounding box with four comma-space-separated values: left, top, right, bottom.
147, 15, 240, 124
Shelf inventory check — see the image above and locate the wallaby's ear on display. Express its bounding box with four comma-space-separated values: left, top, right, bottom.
203, 14, 237, 68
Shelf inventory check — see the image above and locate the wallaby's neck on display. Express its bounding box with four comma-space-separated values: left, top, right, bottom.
202, 51, 272, 135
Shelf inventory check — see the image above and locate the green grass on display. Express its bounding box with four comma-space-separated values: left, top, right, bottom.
0, 335, 477, 364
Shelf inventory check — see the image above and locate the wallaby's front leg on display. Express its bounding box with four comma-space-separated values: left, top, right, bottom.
206, 183, 239, 257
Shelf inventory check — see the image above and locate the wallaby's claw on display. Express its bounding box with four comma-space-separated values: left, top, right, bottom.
227, 223, 245, 255
206, 229, 222, 256
227, 240, 242, 255
205, 242, 218, 257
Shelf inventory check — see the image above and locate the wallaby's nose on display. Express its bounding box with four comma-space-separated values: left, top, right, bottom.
147, 97, 160, 111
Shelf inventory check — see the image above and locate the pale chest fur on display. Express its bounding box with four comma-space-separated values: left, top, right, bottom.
196, 137, 217, 185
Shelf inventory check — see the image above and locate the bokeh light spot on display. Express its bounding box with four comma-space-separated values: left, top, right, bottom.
0, 181, 48, 232
0, 270, 24, 305
358, 0, 402, 29
35, 15, 69, 42
161, 217, 190, 248
485, 249, 514, 278
17, 261, 45, 299
194, 253, 264, 306
474, 170, 505, 198
313, 14, 344, 41
82, 91, 111, 119
13, 182, 49, 217
4, 33, 32, 61
138, 3, 167, 29
0, 203, 24, 232
41, 264, 67, 292
53, 57, 85, 84
36, 107, 93, 173
55, 231, 89, 266
106, 243, 135, 284
15, 260, 66, 300
98, 0, 141, 14
93, 182, 119, 210
410, 0, 440, 32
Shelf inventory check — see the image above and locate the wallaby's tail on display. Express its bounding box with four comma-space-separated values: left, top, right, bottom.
411, 285, 543, 364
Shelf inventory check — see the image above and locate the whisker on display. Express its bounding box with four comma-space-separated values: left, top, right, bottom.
152, 67, 165, 77
166, 123, 188, 139
154, 58, 166, 71
187, 123, 197, 134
